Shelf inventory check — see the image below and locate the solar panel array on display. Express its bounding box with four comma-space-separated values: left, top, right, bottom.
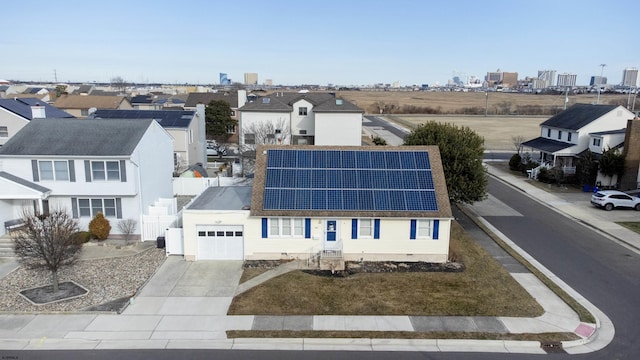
263, 149, 438, 212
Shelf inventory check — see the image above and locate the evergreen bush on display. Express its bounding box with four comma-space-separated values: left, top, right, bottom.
89, 212, 111, 240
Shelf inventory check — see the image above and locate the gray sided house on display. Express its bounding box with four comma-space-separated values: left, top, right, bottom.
0, 97, 74, 146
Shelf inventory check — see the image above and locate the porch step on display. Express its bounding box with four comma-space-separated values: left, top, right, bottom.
319, 258, 345, 271
0, 237, 15, 258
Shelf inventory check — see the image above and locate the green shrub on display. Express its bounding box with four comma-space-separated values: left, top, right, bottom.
509, 153, 522, 171
89, 212, 111, 240
73, 231, 91, 244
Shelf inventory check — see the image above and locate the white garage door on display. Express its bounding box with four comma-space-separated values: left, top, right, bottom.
196, 225, 244, 260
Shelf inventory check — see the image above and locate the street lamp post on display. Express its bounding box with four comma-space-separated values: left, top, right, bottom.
484, 92, 488, 117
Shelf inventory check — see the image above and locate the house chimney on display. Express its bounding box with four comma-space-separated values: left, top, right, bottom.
31, 103, 46, 119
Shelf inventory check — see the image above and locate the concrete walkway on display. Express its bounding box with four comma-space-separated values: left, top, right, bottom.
0, 163, 626, 353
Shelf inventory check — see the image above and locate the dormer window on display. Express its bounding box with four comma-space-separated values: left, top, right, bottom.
547, 128, 551, 137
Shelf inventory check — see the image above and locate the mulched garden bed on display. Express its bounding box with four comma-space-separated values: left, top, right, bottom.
20, 281, 88, 305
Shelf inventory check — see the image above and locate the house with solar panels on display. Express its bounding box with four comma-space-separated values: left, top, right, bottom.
90, 106, 207, 171
238, 93, 363, 147
181, 145, 452, 267
0, 98, 74, 147
0, 118, 173, 238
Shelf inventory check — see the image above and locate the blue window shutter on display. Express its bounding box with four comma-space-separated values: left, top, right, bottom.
410, 219, 417, 240
84, 160, 91, 182
261, 218, 268, 238
31, 160, 39, 182
116, 198, 122, 219
68, 160, 76, 182
71, 198, 78, 218
433, 220, 439, 240
351, 219, 357, 239
119, 160, 127, 182
304, 218, 311, 239
374, 219, 380, 239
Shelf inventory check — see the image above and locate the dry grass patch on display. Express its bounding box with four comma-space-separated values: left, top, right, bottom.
228, 222, 543, 317
239, 268, 271, 284
226, 330, 579, 342
617, 222, 640, 235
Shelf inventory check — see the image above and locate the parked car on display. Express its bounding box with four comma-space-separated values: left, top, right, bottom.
590, 190, 640, 211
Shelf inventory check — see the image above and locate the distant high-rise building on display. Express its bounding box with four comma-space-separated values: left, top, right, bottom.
590, 76, 607, 86
501, 72, 518, 87
557, 73, 577, 87
219, 73, 231, 85
264, 79, 273, 86
537, 70, 556, 87
244, 73, 258, 85
485, 69, 502, 86
622, 68, 638, 87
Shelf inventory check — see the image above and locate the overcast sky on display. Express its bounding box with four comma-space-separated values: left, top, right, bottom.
2, 0, 638, 86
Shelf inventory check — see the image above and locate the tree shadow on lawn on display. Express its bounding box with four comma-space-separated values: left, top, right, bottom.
20, 281, 88, 305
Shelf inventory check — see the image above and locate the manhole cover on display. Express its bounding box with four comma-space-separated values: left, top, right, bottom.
541, 341, 566, 354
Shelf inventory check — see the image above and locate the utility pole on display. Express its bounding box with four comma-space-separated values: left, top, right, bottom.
484, 92, 488, 117
53, 69, 58, 83
596, 64, 606, 104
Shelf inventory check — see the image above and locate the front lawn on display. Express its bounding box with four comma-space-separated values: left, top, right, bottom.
617, 222, 640, 235
228, 222, 544, 317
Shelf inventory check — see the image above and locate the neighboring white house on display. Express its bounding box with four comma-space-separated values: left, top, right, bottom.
0, 98, 74, 146
238, 93, 364, 147
0, 118, 174, 238
522, 104, 635, 174
181, 145, 453, 268
90, 105, 207, 171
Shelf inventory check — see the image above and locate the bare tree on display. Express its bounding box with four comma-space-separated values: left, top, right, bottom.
117, 219, 138, 242
240, 119, 291, 175
12, 209, 82, 292
512, 135, 525, 155
110, 76, 128, 94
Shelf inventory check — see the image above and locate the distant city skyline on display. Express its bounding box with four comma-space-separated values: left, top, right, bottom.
1, 0, 638, 87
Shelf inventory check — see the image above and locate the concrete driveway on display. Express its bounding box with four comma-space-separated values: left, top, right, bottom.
123, 257, 243, 316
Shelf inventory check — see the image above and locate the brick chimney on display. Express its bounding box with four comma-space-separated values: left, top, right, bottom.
620, 116, 640, 190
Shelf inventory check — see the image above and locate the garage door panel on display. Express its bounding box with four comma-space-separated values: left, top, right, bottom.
196, 225, 243, 260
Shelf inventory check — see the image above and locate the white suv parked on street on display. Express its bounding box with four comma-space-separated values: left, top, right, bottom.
590, 190, 640, 211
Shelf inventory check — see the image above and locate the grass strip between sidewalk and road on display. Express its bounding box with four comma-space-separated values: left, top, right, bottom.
226, 330, 579, 342
458, 204, 596, 324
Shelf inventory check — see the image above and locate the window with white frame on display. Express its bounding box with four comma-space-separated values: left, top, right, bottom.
269, 218, 304, 236
39, 160, 69, 181
568, 132, 572, 142
547, 128, 551, 137
417, 220, 432, 238
77, 198, 118, 217
244, 133, 256, 145
557, 130, 562, 140
593, 138, 601, 147
91, 161, 120, 181
299, 107, 308, 116
226, 125, 236, 134
359, 219, 373, 237
0, 126, 8, 138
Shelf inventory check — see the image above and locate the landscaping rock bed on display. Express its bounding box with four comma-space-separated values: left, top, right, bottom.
304, 261, 465, 277
243, 260, 291, 269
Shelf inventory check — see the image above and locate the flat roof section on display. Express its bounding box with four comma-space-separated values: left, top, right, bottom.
187, 186, 252, 211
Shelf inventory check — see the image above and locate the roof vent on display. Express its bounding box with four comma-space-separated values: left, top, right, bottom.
262, 98, 270, 104
336, 99, 343, 105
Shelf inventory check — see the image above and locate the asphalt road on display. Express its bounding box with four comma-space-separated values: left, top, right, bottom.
481, 177, 640, 359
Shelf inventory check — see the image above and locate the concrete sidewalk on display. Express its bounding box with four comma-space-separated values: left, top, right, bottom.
0, 162, 623, 353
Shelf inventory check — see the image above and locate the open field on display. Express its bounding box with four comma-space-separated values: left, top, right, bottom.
338, 90, 633, 114
390, 115, 544, 151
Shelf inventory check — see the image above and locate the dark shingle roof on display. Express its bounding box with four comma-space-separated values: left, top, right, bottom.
541, 104, 618, 130
240, 92, 362, 113
91, 109, 194, 128
521, 137, 574, 153
0, 118, 153, 156
185, 92, 239, 108
0, 171, 51, 193
130, 95, 153, 104
590, 128, 626, 136
0, 98, 74, 120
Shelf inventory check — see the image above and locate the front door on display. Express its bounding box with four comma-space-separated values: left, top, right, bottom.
325, 220, 337, 242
